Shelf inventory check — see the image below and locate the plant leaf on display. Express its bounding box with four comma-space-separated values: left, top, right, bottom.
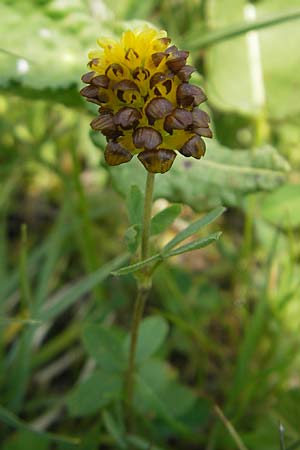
67, 370, 122, 417
82, 325, 126, 373
124, 316, 169, 365
164, 232, 222, 258
186, 7, 300, 49
112, 254, 162, 276
124, 224, 141, 254
109, 142, 289, 212
163, 207, 225, 252
40, 253, 128, 321
0, 404, 79, 445
261, 184, 300, 229
127, 185, 144, 226
151, 204, 182, 236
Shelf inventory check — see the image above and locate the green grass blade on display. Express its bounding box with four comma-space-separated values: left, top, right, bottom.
187, 8, 300, 49
40, 253, 128, 321
0, 404, 80, 445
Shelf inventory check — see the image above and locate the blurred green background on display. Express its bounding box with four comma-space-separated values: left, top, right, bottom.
1, 0, 300, 449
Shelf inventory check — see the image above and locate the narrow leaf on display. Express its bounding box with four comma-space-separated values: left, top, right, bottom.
151, 204, 182, 235
0, 404, 79, 445
164, 232, 222, 257
127, 185, 144, 226
163, 206, 225, 252
112, 254, 162, 276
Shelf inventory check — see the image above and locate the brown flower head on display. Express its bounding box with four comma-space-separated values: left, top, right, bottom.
80, 27, 212, 173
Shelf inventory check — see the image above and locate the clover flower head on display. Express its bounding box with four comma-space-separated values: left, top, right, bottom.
80, 27, 212, 173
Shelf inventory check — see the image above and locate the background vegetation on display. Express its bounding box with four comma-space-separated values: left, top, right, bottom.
1, 0, 300, 449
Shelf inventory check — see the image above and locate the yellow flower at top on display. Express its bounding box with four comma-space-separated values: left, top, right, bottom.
80, 27, 212, 174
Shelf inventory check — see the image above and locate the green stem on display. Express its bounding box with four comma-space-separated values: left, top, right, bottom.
125, 171, 155, 429
141, 172, 155, 261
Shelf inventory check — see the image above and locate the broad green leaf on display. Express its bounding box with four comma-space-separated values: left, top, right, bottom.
82, 325, 126, 373
126, 185, 144, 226
150, 204, 182, 236
67, 370, 122, 417
158, 381, 196, 418
0, 405, 79, 445
134, 375, 189, 436
109, 142, 289, 212
124, 316, 169, 364
203, 0, 300, 118
257, 0, 300, 119
164, 232, 222, 258
163, 207, 225, 252
138, 359, 171, 393
261, 184, 300, 229
205, 0, 264, 115
0, 3, 111, 106
186, 7, 300, 50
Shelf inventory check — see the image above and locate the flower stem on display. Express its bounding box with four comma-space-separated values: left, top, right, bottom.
125, 171, 155, 430
141, 172, 155, 261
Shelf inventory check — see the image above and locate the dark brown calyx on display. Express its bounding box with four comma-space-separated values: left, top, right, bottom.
105, 63, 124, 78
90, 113, 120, 138
151, 78, 173, 97
132, 67, 150, 81
113, 80, 140, 103
192, 108, 210, 128
133, 127, 162, 150
151, 52, 166, 67
164, 108, 193, 134
166, 50, 189, 73
81, 71, 95, 83
88, 58, 99, 68
193, 127, 213, 138
80, 85, 99, 99
91, 75, 110, 88
150, 72, 166, 89
80, 84, 109, 105
177, 65, 195, 82
114, 107, 142, 130
158, 37, 171, 47
179, 135, 206, 159
145, 97, 174, 125
138, 148, 176, 173
104, 141, 133, 166
177, 83, 207, 107
165, 45, 178, 54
